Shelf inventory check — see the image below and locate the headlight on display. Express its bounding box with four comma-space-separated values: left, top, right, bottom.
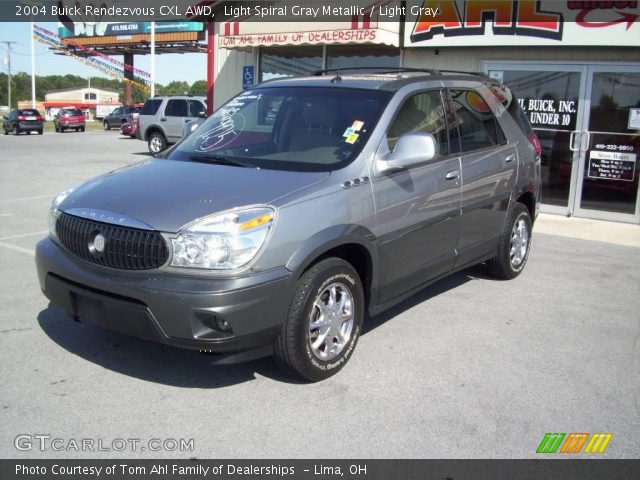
170, 207, 275, 270
48, 188, 74, 238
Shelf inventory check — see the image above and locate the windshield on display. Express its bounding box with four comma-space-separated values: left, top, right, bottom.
170, 87, 391, 172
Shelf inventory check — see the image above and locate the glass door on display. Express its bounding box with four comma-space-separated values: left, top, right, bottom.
573, 65, 640, 222
483, 63, 588, 216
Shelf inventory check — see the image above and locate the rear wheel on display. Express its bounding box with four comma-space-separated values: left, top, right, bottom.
274, 258, 364, 382
486, 203, 532, 280
148, 131, 166, 155
103, 121, 110, 131
38, 129, 43, 135
80, 126, 85, 132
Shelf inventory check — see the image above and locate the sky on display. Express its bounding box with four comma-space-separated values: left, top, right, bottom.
0, 22, 208, 85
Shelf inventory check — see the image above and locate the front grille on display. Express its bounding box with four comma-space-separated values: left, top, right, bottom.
56, 213, 169, 270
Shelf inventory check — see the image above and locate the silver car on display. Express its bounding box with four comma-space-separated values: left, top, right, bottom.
36, 70, 541, 381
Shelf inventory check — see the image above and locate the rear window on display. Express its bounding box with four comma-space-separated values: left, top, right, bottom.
140, 99, 162, 115
19, 109, 39, 116
62, 109, 83, 116
487, 83, 534, 136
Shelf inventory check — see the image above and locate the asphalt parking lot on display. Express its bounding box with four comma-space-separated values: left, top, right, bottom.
0, 129, 639, 459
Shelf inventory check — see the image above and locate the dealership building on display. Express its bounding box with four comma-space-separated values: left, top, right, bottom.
207, 1, 640, 224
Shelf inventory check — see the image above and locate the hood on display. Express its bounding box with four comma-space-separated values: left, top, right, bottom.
60, 159, 329, 232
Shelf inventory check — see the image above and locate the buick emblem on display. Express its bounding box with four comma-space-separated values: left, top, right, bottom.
89, 232, 106, 256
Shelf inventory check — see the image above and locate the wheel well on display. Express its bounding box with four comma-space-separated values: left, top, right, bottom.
516, 191, 535, 221
303, 244, 373, 306
145, 126, 165, 142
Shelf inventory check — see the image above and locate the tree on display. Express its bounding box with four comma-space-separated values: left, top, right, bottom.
189, 80, 207, 96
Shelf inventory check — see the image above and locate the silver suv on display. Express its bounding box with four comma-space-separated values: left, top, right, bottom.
137, 95, 207, 155
36, 70, 541, 382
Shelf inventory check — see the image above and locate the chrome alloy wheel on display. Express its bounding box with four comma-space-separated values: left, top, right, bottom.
308, 282, 355, 361
149, 135, 163, 154
509, 216, 529, 268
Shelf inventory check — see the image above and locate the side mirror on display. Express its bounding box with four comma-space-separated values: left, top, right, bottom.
198, 111, 207, 118
385, 131, 438, 168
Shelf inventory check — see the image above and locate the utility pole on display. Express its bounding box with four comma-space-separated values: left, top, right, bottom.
2, 41, 17, 108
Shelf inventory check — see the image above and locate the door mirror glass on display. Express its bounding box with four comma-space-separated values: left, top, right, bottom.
385, 131, 438, 167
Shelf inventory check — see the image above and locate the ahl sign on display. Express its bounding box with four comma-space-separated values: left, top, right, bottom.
407, 0, 640, 47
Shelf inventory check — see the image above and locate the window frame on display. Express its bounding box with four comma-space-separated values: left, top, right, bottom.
444, 87, 508, 154
384, 88, 455, 163
164, 99, 189, 118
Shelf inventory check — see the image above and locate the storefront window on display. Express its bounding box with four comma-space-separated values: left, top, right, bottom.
327, 45, 400, 71
260, 46, 322, 81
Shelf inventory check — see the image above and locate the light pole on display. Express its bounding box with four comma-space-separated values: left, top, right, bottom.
2, 41, 16, 108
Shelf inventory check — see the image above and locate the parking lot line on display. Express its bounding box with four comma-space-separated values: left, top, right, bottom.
0, 241, 35, 257
0, 230, 48, 241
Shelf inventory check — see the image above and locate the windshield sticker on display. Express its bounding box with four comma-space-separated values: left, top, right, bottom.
351, 120, 364, 131
343, 127, 356, 138
345, 133, 359, 144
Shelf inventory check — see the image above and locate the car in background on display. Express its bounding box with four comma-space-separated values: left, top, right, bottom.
137, 95, 207, 155
103, 105, 139, 130
54, 108, 86, 133
2, 108, 44, 135
120, 120, 137, 138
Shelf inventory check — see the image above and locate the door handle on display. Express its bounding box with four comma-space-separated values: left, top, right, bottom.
445, 170, 459, 180
582, 131, 591, 151
160, 118, 167, 122
569, 130, 580, 152
505, 154, 515, 163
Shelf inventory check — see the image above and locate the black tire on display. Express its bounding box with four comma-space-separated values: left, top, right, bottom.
26, 131, 31, 135
80, 127, 85, 132
147, 131, 166, 155
274, 257, 364, 382
38, 129, 43, 135
15, 129, 21, 135
103, 121, 110, 131
486, 203, 532, 280
59, 127, 64, 133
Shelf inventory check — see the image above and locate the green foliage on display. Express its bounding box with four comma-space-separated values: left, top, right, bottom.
0, 72, 206, 107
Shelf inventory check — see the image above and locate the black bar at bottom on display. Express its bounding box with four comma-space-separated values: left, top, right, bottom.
1, 459, 639, 480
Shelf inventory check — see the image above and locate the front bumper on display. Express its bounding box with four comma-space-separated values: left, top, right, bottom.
35, 237, 293, 358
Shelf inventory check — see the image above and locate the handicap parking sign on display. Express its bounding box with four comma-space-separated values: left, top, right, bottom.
242, 66, 254, 90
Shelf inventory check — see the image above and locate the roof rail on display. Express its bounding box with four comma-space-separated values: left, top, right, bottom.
313, 67, 442, 76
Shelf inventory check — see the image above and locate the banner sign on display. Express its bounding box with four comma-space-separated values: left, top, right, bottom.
58, 21, 204, 39
406, 0, 640, 47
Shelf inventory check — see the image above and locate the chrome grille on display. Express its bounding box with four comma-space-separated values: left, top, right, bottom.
56, 213, 169, 270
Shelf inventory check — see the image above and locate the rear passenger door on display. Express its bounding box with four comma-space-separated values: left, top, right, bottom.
372, 89, 462, 303
163, 99, 189, 142
446, 86, 518, 268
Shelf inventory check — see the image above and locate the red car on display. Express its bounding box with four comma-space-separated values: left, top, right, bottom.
120, 121, 137, 138
54, 108, 86, 133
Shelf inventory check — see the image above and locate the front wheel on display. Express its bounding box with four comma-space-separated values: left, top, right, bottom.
486, 203, 532, 280
38, 129, 43, 135
80, 126, 85, 132
148, 132, 166, 155
274, 258, 364, 382
103, 121, 110, 131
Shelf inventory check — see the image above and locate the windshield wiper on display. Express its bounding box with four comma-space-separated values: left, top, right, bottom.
188, 154, 251, 168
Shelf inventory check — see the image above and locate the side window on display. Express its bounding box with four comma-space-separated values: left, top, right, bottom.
448, 89, 506, 152
387, 90, 449, 156
165, 100, 188, 117
112, 107, 122, 116
187, 101, 206, 118
140, 99, 162, 115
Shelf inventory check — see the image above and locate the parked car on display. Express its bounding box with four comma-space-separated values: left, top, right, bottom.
36, 70, 541, 382
103, 105, 139, 130
120, 121, 137, 138
136, 95, 207, 155
3, 108, 44, 135
54, 108, 85, 133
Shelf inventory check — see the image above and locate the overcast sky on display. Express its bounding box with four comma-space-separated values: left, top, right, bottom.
1, 22, 208, 84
